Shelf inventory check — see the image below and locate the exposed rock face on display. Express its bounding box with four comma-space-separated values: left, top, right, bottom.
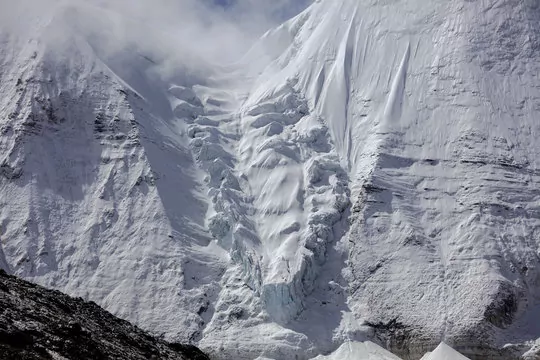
0, 269, 209, 360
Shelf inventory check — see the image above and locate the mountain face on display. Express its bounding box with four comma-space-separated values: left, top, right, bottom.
1, 0, 540, 359
0, 269, 209, 360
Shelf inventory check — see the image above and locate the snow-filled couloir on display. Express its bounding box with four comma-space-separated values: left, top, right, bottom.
2, 0, 540, 359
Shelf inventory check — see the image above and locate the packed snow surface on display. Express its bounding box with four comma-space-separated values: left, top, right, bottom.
313, 341, 403, 360
2, 0, 540, 359
419, 343, 470, 360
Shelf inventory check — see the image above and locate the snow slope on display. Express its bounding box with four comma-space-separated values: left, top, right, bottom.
309, 341, 470, 360
313, 341, 403, 360
420, 343, 470, 360
0, 1, 227, 343
232, 0, 540, 358
2, 0, 540, 359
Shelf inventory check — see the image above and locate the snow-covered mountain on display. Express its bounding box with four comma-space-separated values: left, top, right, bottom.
1, 0, 540, 359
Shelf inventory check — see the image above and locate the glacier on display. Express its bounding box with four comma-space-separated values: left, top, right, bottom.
1, 0, 540, 359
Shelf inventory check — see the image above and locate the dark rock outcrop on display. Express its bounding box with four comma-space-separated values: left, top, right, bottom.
0, 269, 209, 360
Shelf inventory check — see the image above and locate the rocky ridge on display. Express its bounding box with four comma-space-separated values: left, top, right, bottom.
0, 269, 209, 360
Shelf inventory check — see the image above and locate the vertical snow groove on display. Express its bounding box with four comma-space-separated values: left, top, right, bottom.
342, 7, 359, 120
343, 11, 360, 173
382, 42, 411, 125
316, 7, 359, 160
312, 66, 326, 108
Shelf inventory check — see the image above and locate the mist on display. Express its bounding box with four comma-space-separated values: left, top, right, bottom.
0, 0, 311, 76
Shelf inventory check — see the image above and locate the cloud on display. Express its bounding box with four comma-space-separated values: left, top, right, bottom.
221, 0, 311, 21
211, 0, 312, 30
91, 0, 311, 62
0, 0, 311, 82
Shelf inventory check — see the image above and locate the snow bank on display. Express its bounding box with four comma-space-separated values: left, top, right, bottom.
312, 341, 402, 360
420, 343, 470, 360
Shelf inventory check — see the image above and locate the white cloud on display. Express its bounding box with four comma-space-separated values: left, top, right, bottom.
0, 0, 311, 82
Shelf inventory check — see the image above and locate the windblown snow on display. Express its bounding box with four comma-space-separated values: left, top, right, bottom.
1, 0, 540, 359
